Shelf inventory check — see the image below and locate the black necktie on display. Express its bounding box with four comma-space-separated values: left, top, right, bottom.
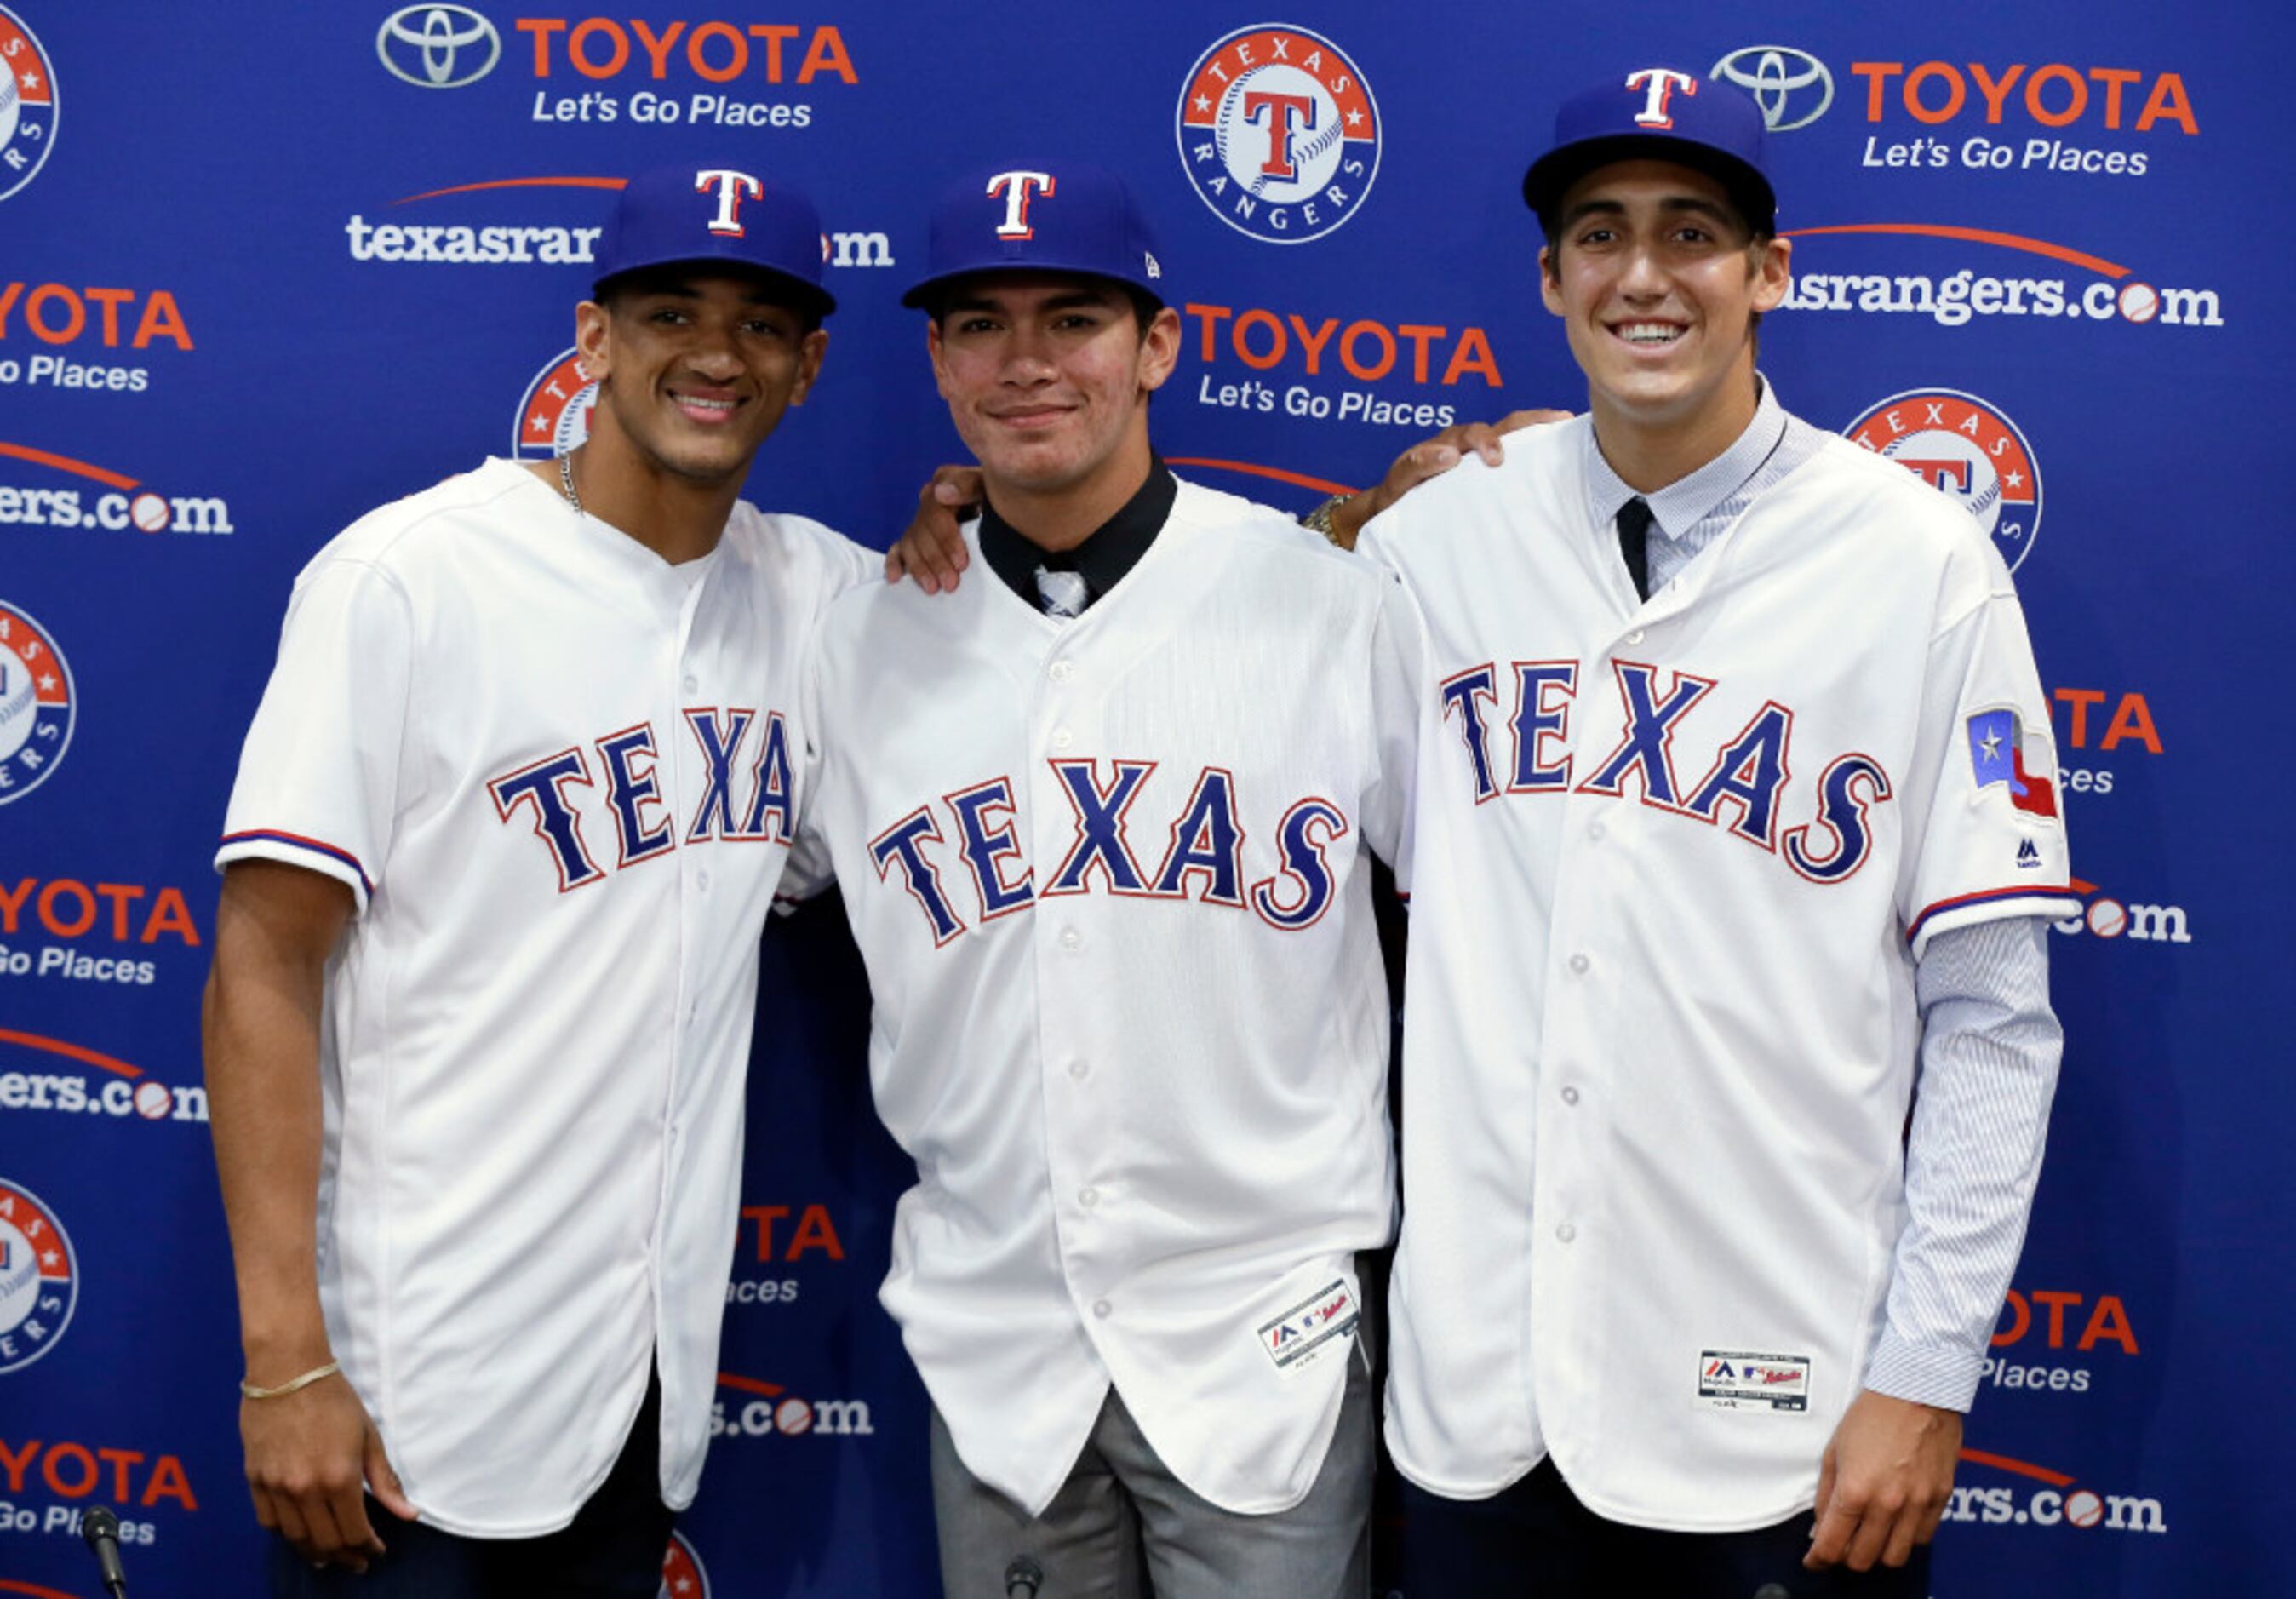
1616, 497, 1654, 600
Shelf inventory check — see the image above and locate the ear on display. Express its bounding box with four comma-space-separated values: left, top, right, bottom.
789, 327, 829, 407
1136, 304, 1182, 394
1750, 235, 1792, 314
925, 317, 955, 404
1538, 245, 1566, 317
575, 299, 612, 385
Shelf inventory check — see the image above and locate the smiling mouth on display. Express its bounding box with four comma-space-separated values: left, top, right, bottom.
1611, 321, 1687, 347
669, 389, 743, 424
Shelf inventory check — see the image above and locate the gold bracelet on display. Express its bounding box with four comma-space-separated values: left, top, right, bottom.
1301, 492, 1354, 545
241, 1361, 340, 1401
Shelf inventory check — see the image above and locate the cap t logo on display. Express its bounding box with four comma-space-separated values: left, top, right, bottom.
986, 170, 1056, 240
696, 169, 764, 237
1625, 68, 1698, 129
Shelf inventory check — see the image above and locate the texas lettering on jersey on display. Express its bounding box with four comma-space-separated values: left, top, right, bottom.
1440, 658, 1893, 884
489, 707, 793, 890
867, 758, 1353, 945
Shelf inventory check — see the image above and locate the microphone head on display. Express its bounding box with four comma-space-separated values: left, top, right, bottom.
81, 1504, 120, 1546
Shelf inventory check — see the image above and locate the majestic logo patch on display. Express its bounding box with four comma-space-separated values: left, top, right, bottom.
0, 599, 72, 805
1176, 24, 1379, 245
1257, 1279, 1359, 1373
1846, 388, 2044, 570
1698, 1350, 1810, 1412
0, 6, 59, 203
0, 1177, 77, 1373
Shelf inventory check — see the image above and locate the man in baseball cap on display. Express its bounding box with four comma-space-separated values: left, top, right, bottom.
208, 162, 875, 1594
782, 160, 1417, 1596
1356, 66, 2074, 1595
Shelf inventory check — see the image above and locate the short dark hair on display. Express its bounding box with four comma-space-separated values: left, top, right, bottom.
924, 274, 1161, 340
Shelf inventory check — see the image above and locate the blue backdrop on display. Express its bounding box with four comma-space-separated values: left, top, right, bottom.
1, 2, 2282, 1595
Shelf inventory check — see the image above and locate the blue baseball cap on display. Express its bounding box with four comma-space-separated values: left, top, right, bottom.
902, 162, 1165, 310
591, 163, 835, 315
1522, 66, 1775, 232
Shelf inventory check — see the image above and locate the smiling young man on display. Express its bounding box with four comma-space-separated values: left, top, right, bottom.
205, 164, 872, 1596
787, 162, 1416, 1597
1356, 70, 2077, 1595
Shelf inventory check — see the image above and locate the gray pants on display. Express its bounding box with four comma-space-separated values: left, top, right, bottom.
929, 1344, 1374, 1599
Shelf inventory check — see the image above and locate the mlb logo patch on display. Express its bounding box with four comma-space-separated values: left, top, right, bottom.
1257, 1279, 1360, 1374
1697, 1350, 1811, 1413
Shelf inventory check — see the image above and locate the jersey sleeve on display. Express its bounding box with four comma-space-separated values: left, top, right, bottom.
1898, 554, 2080, 956
1360, 564, 1425, 890
215, 558, 415, 913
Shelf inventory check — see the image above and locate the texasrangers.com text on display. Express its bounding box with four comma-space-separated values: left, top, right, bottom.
1783, 268, 2221, 328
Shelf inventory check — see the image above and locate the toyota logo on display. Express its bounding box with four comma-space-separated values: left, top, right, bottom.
1710, 46, 1833, 133
377, 4, 501, 89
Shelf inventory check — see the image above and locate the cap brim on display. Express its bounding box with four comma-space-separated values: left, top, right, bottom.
590, 255, 836, 317
1522, 133, 1776, 231
901, 261, 1163, 312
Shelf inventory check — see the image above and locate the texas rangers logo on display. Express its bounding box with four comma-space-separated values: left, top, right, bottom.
0, 599, 72, 805
0, 1178, 78, 1373
512, 347, 598, 461
1847, 389, 2044, 571
0, 6, 59, 203
658, 1530, 711, 1599
1176, 24, 1380, 244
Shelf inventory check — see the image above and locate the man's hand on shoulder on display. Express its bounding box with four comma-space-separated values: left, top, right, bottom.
1806, 1388, 1963, 1572
884, 466, 983, 593
1321, 409, 1571, 550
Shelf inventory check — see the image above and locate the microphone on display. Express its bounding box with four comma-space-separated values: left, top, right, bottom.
80, 1505, 129, 1596
1003, 1554, 1044, 1597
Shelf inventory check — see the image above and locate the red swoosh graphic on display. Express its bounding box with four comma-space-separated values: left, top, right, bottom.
0, 442, 139, 490
394, 176, 630, 205
1781, 224, 2130, 280
716, 1373, 787, 1397
1165, 457, 1357, 498
0, 1578, 89, 1598
0, 1029, 142, 1080
1960, 1448, 2077, 1487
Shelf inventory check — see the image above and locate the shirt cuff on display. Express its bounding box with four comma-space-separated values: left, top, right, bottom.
1864, 1328, 1985, 1413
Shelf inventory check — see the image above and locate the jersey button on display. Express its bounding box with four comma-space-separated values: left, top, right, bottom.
682, 673, 698, 695
1587, 821, 1606, 843
1561, 1086, 1580, 1106
1059, 926, 1084, 951
1626, 628, 1646, 645
1568, 953, 1589, 975
1092, 1298, 1112, 1319
1050, 660, 1074, 682
1079, 1187, 1100, 1209
696, 870, 711, 891
1555, 1222, 1577, 1244
1051, 727, 1074, 750
1068, 1060, 1091, 1081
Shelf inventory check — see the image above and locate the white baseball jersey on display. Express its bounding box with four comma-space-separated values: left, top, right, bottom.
1359, 418, 2078, 1532
216, 457, 871, 1536
791, 479, 1417, 1517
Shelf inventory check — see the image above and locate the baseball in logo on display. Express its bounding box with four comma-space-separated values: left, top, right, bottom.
513, 347, 598, 461
0, 4, 58, 203
0, 1177, 77, 1373
1846, 389, 2042, 570
0, 599, 72, 805
1176, 24, 1379, 244
659, 1529, 710, 1598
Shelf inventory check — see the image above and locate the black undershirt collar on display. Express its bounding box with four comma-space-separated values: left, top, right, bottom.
978, 457, 1177, 613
